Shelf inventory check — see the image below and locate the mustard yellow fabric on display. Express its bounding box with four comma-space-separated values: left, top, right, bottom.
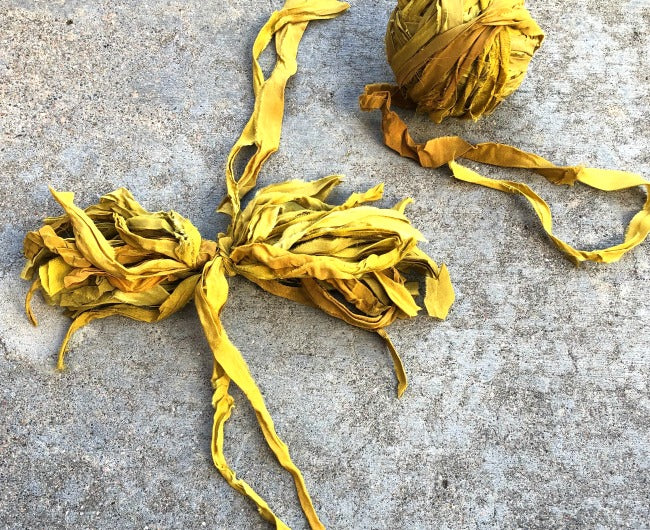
361, 0, 650, 264
21, 1, 456, 528
386, 0, 544, 122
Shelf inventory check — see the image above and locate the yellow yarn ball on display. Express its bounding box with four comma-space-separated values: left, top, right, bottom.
386, 0, 544, 122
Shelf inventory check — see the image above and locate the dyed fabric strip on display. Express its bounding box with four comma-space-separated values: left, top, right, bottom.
360, 85, 650, 264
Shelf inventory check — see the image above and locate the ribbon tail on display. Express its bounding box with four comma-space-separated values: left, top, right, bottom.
25, 278, 41, 326
220, 0, 350, 219
195, 257, 325, 530
377, 328, 408, 398
210, 365, 290, 529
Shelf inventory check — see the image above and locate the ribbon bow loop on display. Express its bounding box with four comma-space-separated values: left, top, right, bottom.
22, 188, 217, 370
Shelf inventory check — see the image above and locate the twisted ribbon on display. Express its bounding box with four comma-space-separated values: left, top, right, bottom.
361, 0, 650, 264
22, 1, 455, 528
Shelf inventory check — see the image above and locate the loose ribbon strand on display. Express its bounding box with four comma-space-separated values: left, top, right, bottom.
360, 85, 650, 264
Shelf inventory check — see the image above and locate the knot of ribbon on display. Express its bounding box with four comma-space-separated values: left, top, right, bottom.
22, 172, 454, 530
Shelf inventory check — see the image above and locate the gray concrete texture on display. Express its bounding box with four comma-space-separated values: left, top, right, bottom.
1, 0, 649, 528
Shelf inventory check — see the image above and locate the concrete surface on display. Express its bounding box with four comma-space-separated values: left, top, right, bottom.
1, 1, 649, 528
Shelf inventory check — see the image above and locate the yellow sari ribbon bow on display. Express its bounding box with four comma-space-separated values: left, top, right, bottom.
22, 2, 455, 528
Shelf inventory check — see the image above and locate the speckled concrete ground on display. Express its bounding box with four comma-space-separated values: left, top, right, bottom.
1, 1, 649, 529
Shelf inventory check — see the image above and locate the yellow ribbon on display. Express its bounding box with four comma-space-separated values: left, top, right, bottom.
386, 0, 544, 122
360, 86, 650, 265
22, 2, 456, 528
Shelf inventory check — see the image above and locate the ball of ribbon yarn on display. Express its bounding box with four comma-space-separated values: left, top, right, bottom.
386, 0, 544, 122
